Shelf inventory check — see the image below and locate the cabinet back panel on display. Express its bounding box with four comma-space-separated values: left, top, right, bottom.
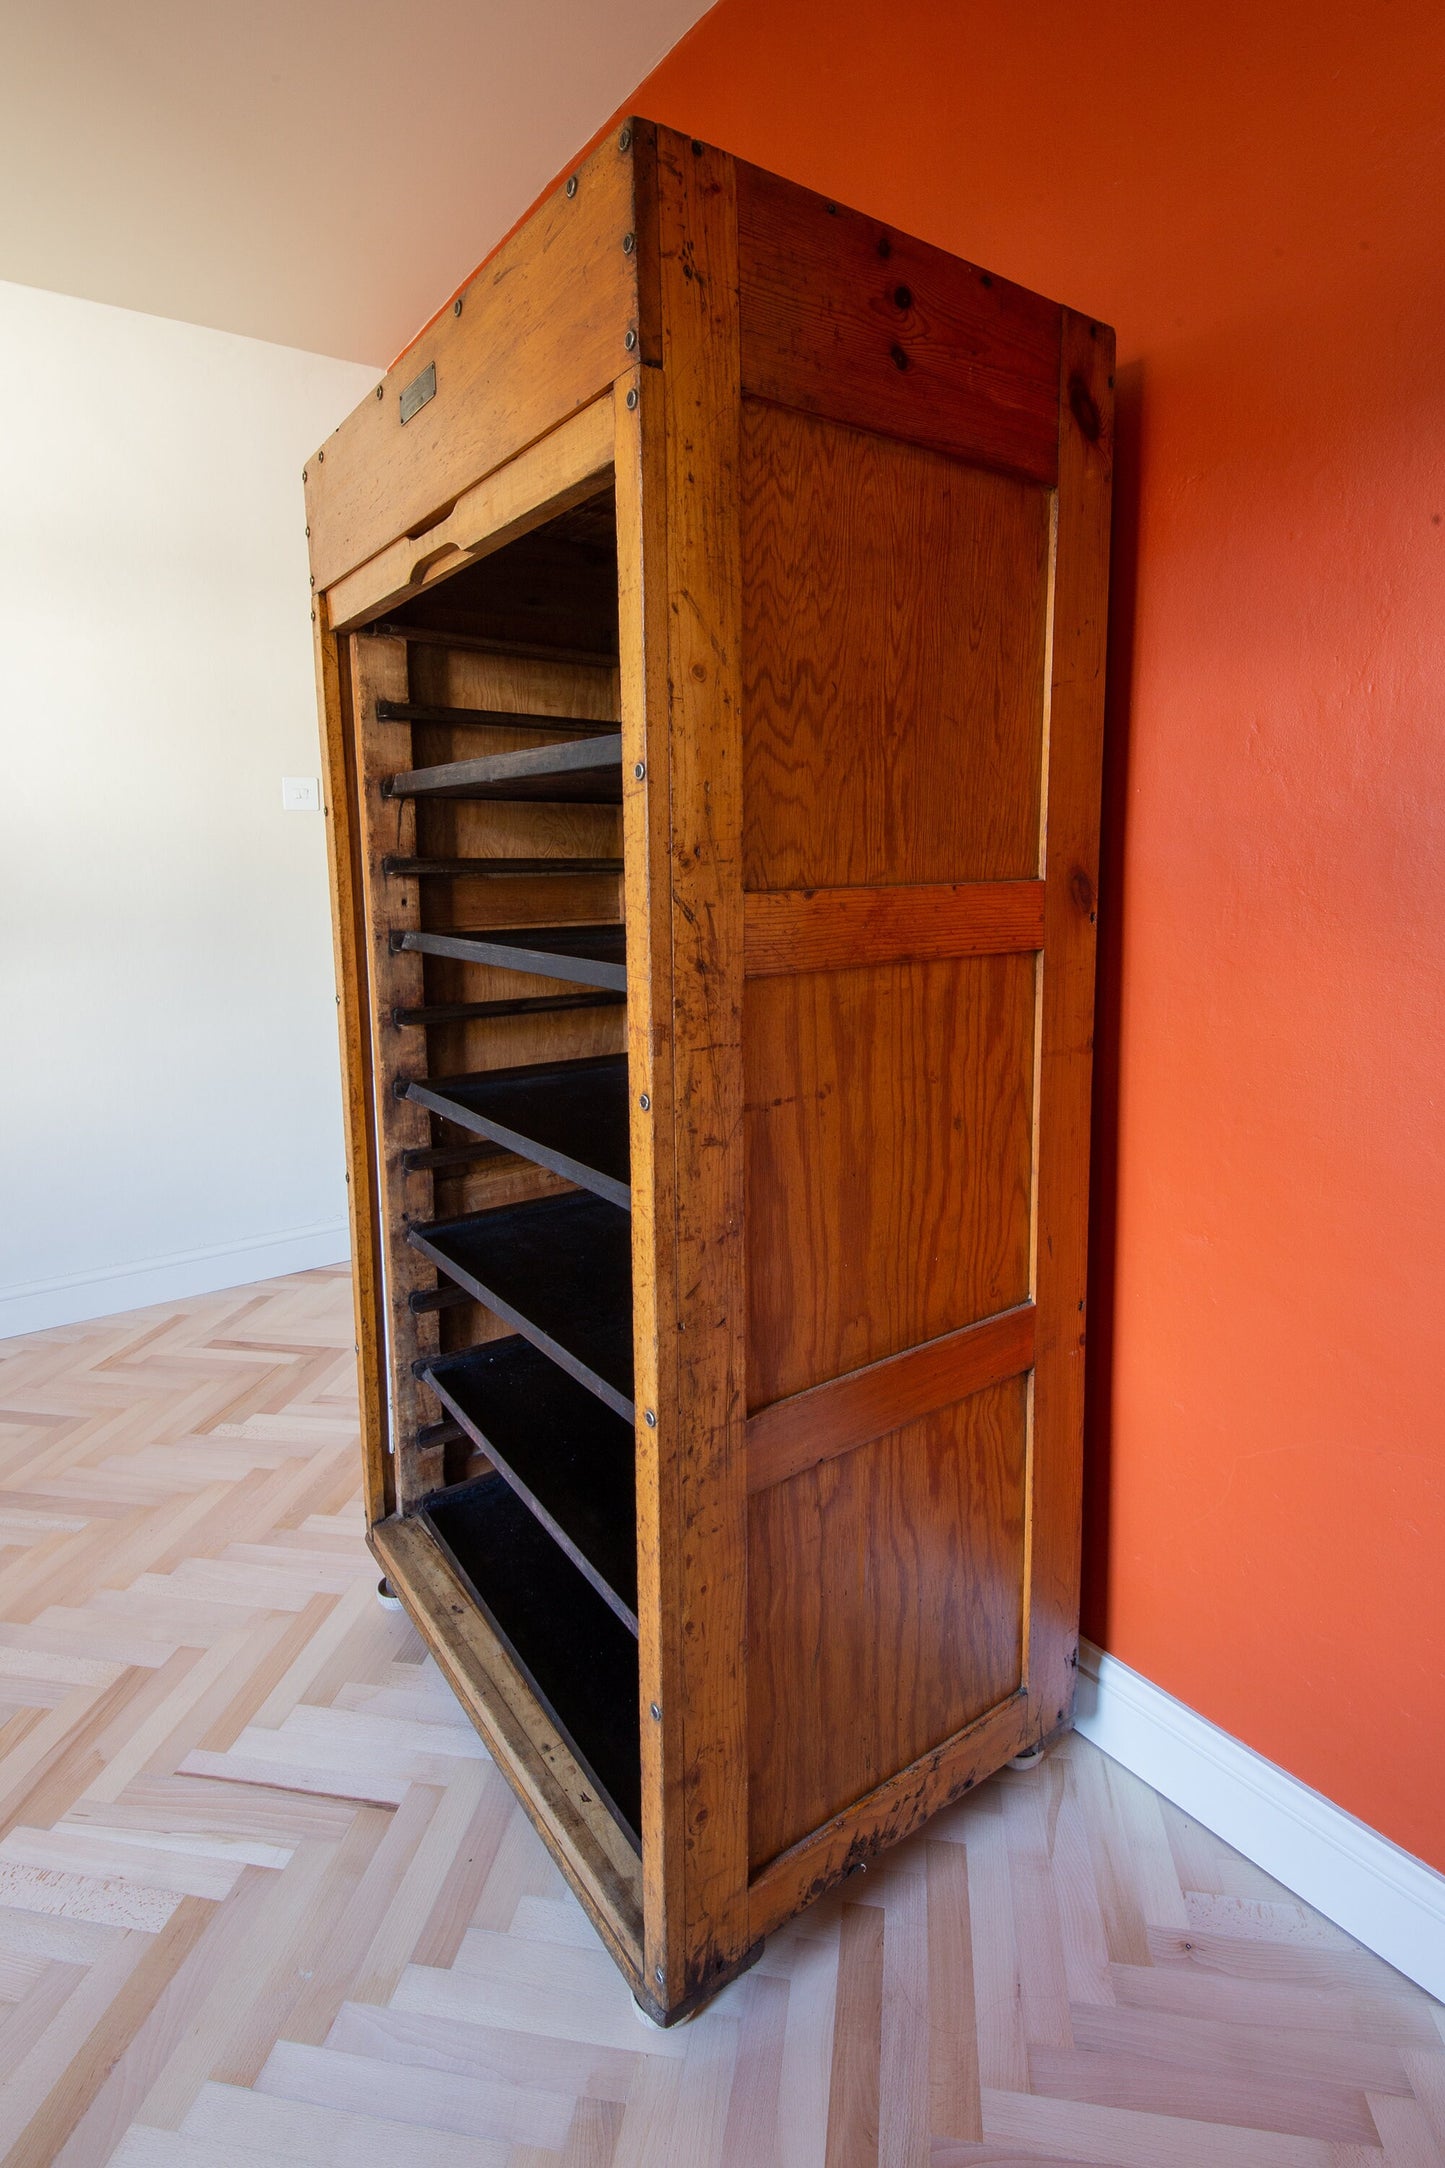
747, 1377, 1027, 1868
743, 953, 1036, 1409
739, 401, 1053, 893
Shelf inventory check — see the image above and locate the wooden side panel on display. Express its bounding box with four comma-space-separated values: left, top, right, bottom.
1025, 312, 1114, 1745
312, 613, 388, 1527
740, 402, 1053, 891
653, 129, 752, 1997
747, 1378, 1028, 1868
744, 954, 1037, 1408
304, 125, 639, 591
736, 163, 1062, 485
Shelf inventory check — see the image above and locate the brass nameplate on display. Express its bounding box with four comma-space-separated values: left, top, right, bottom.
399, 361, 437, 425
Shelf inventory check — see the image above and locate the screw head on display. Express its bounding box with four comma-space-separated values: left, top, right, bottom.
375, 383, 384, 399
304, 524, 309, 537
302, 468, 307, 482
317, 448, 324, 462
639, 1093, 650, 1111
633, 760, 645, 780
453, 297, 463, 316
622, 231, 636, 254
619, 124, 632, 151
644, 1408, 657, 1428
655, 1966, 665, 1987
309, 573, 315, 588
650, 1702, 661, 1721
626, 386, 638, 410
565, 174, 578, 199
624, 327, 637, 351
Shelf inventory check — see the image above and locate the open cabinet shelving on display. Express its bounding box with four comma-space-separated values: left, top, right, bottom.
305, 120, 1112, 2023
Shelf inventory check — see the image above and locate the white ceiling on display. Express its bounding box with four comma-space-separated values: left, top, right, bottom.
0, 0, 711, 364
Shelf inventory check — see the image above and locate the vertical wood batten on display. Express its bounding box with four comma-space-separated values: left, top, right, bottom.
657, 132, 753, 1994
349, 635, 442, 1508
313, 609, 389, 1525
614, 353, 688, 1998
1027, 311, 1114, 1742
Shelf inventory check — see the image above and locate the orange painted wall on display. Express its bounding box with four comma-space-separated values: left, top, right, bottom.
635, 0, 1445, 1870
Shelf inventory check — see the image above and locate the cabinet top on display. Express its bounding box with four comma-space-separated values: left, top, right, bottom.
304, 118, 1110, 601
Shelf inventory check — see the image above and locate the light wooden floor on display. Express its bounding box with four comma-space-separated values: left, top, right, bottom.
0, 1267, 1442, 2167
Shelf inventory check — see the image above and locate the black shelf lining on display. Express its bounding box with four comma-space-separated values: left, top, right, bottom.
409, 1191, 634, 1422
405, 1054, 630, 1212
422, 1336, 638, 1633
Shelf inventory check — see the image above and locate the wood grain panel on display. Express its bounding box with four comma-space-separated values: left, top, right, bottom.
304, 125, 639, 591
740, 402, 1054, 892
743, 881, 1044, 976
746, 1302, 1035, 1495
747, 1378, 1028, 1869
744, 954, 1036, 1408
736, 160, 1062, 483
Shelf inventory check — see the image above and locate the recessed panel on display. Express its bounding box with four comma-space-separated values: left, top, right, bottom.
740, 401, 1053, 891
747, 1378, 1028, 1869
744, 953, 1036, 1409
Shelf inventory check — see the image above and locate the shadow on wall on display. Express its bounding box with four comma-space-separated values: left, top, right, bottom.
1082, 357, 1144, 1650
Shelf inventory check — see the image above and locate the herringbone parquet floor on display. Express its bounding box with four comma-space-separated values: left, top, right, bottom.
0, 1266, 1441, 2166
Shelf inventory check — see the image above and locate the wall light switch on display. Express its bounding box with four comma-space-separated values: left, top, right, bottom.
281, 776, 321, 812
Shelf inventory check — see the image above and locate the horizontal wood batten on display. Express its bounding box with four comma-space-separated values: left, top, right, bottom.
745, 1302, 1036, 1495
743, 880, 1045, 977
747, 1691, 1032, 1939
326, 397, 616, 632
304, 131, 637, 591
737, 162, 1061, 486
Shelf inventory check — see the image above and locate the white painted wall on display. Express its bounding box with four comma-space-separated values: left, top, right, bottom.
0, 280, 379, 1335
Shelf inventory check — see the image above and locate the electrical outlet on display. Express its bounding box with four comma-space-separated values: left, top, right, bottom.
281, 776, 321, 812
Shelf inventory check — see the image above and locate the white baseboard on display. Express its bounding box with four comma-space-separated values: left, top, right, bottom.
0, 1221, 351, 1339
1075, 1637, 1445, 2003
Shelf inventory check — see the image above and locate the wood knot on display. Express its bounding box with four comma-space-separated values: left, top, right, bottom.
1069, 371, 1102, 443
1070, 868, 1096, 916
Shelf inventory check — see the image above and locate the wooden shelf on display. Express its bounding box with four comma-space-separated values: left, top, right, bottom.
423, 1474, 641, 1850
377, 700, 616, 736
392, 989, 624, 1030
405, 1055, 629, 1209
396, 922, 626, 992
410, 1192, 634, 1419
384, 734, 622, 803
382, 856, 623, 881
423, 1336, 638, 1630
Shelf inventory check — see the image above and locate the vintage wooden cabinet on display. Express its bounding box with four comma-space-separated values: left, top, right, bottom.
304, 119, 1112, 2023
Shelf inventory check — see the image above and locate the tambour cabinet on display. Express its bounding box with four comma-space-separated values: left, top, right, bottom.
304, 120, 1112, 2024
